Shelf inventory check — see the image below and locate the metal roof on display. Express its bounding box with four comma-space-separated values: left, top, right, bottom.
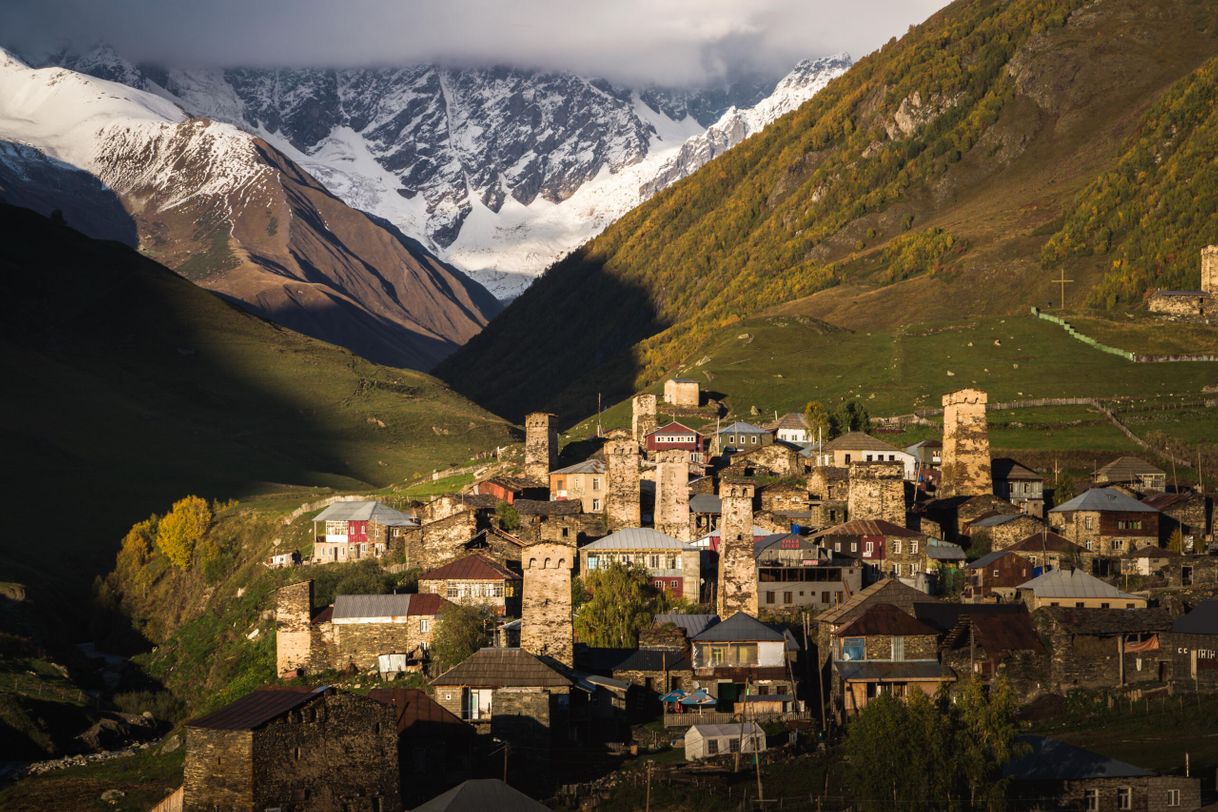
1172, 599, 1218, 635
810, 518, 923, 539
654, 613, 720, 638
820, 431, 902, 453
971, 513, 1037, 528
717, 421, 767, 435
187, 686, 326, 730
582, 527, 693, 551
927, 540, 967, 560
332, 593, 411, 621
990, 457, 1042, 481
1004, 736, 1153, 781
649, 420, 701, 436
686, 721, 765, 738
1095, 456, 1166, 481
430, 647, 572, 688
550, 459, 605, 475
1016, 568, 1139, 600
1049, 487, 1159, 514
313, 500, 417, 526
420, 554, 519, 582
966, 550, 1016, 570
692, 612, 785, 642
413, 779, 550, 812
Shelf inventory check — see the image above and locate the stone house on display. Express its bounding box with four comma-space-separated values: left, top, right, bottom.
367, 687, 475, 809
311, 501, 417, 564
183, 686, 400, 812
729, 442, 802, 478
811, 518, 932, 584
276, 582, 450, 677
1005, 529, 1085, 572
1164, 598, 1218, 688
580, 527, 701, 600
806, 466, 849, 529
664, 378, 700, 407
1006, 736, 1200, 811
512, 498, 591, 545
756, 532, 863, 613
990, 457, 1045, 517
645, 421, 708, 464
418, 554, 522, 617
1142, 491, 1212, 552
1032, 607, 1173, 690
1049, 488, 1160, 568
396, 509, 484, 571
1016, 568, 1146, 610
847, 460, 908, 526
430, 647, 574, 748
1095, 456, 1168, 493
936, 607, 1045, 690
1121, 546, 1181, 577
969, 512, 1048, 551
765, 411, 812, 444
548, 459, 606, 513
831, 603, 953, 717
812, 432, 917, 479
716, 421, 771, 452
815, 579, 939, 668
964, 550, 1035, 602
689, 492, 721, 539
689, 612, 797, 710
758, 482, 810, 515
1146, 245, 1217, 320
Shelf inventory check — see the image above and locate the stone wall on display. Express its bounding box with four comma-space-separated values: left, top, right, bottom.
320, 618, 431, 671
1148, 292, 1210, 318
521, 543, 574, 667
986, 515, 1048, 550
858, 633, 938, 661
717, 480, 758, 617
654, 449, 691, 541
664, 379, 700, 407
397, 510, 479, 571
632, 394, 658, 446
760, 483, 810, 514
276, 581, 314, 677
730, 444, 801, 477
183, 728, 253, 811
1033, 613, 1167, 692
604, 431, 641, 530
940, 388, 992, 498
524, 412, 557, 482
491, 688, 558, 752
847, 462, 906, 525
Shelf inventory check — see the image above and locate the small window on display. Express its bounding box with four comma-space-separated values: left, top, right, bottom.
1117, 787, 1131, 810
592, 477, 601, 490
910, 540, 918, 555
783, 591, 793, 605
842, 637, 865, 661
1167, 788, 1181, 807
592, 499, 601, 511
766, 591, 775, 605
707, 739, 719, 755
1084, 789, 1099, 811
420, 618, 430, 633
891, 540, 902, 555
729, 738, 741, 753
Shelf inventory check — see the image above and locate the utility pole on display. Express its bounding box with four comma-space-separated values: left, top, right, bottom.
645, 760, 653, 812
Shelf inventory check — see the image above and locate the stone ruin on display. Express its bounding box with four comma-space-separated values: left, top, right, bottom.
847, 461, 907, 526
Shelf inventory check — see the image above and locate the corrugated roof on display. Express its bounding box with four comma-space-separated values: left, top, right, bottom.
314, 501, 417, 526
582, 527, 693, 550
835, 603, 938, 637
1173, 599, 1218, 635
430, 647, 572, 688
1049, 487, 1159, 514
1004, 736, 1153, 781
187, 687, 325, 730
834, 661, 952, 681
1095, 456, 1166, 482
717, 421, 767, 435
420, 554, 519, 582
687, 722, 765, 738
692, 612, 784, 642
332, 593, 411, 621
413, 779, 550, 812
1017, 568, 1139, 600
550, 459, 605, 475
654, 613, 720, 638
821, 432, 901, 453
407, 593, 448, 616
990, 458, 1042, 481
810, 518, 923, 539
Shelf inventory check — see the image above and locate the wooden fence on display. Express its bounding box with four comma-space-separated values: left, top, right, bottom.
663, 710, 813, 728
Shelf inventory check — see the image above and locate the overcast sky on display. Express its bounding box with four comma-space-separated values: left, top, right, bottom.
2, 0, 948, 86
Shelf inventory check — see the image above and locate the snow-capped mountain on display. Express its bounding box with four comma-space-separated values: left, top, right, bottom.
56, 46, 851, 298
0, 48, 500, 369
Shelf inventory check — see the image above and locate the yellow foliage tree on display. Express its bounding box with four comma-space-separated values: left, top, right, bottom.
155, 496, 213, 569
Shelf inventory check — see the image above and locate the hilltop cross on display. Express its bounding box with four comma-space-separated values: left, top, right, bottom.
1053, 269, 1074, 309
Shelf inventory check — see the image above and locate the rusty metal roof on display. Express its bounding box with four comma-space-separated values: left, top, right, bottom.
187, 687, 326, 730
810, 518, 923, 539
367, 687, 470, 736
430, 647, 572, 688
420, 554, 519, 582
835, 603, 938, 637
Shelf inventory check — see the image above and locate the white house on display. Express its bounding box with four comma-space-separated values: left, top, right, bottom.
813, 432, 918, 479
684, 722, 766, 760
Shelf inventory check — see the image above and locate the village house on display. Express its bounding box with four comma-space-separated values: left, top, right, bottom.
1095, 456, 1168, 493
1165, 598, 1218, 688
1121, 545, 1181, 577
367, 687, 475, 808
766, 411, 812, 444
511, 498, 590, 545
813, 432, 917, 479
1142, 490, 1212, 552
990, 457, 1045, 517
645, 421, 708, 464
1016, 568, 1147, 610
548, 459, 606, 512
689, 492, 721, 538
716, 421, 772, 452
689, 613, 797, 711
935, 606, 1045, 688
815, 579, 940, 669
276, 582, 450, 678
806, 466, 849, 529
811, 519, 933, 586
905, 439, 942, 467
1005, 529, 1085, 572
663, 377, 701, 407
755, 532, 863, 613
832, 603, 954, 717
684, 722, 766, 761
470, 475, 546, 504
1005, 736, 1200, 811
182, 686, 400, 812
311, 500, 417, 563
1032, 607, 1174, 690
968, 512, 1049, 551
963, 550, 1035, 601
1048, 488, 1160, 570
580, 527, 701, 599
418, 554, 522, 617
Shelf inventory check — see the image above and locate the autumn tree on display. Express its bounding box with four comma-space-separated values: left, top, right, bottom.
955, 674, 1023, 807
574, 561, 665, 647
155, 496, 212, 569
431, 603, 494, 672
803, 400, 831, 443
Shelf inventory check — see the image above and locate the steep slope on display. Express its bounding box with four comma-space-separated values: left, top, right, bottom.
0, 203, 514, 613
0, 51, 499, 369
54, 47, 848, 298
438, 0, 1218, 420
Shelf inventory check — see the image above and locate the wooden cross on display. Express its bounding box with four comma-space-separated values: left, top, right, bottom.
1053, 269, 1074, 310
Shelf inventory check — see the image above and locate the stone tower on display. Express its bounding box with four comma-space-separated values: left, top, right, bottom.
717, 477, 758, 618
654, 449, 691, 541
524, 412, 557, 482
847, 461, 907, 526
940, 388, 992, 498
604, 429, 641, 530
1202, 245, 1218, 295
521, 543, 574, 667
632, 393, 658, 446
275, 580, 314, 677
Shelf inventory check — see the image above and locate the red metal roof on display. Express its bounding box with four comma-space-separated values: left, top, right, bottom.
420, 553, 519, 583
367, 687, 470, 735
407, 593, 450, 616
813, 518, 923, 538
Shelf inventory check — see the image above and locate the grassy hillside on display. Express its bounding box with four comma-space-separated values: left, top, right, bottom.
439, 0, 1218, 420
0, 205, 513, 617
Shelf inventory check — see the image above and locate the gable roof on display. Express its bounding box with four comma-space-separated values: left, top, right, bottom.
718, 421, 768, 435
767, 412, 810, 431
654, 613, 720, 638
1007, 530, 1083, 555
1095, 456, 1166, 482
835, 603, 938, 637
966, 550, 1017, 569
420, 554, 518, 582
550, 459, 605, 475
687, 721, 765, 738
413, 779, 550, 812
513, 498, 582, 517
810, 518, 923, 539
692, 612, 785, 642
330, 592, 447, 622
1017, 568, 1140, 600
1049, 487, 1159, 514
971, 512, 1040, 529
819, 578, 938, 626
430, 647, 572, 688
1173, 599, 1218, 635
188, 687, 325, 730
927, 540, 967, 561
990, 458, 1042, 481
314, 500, 417, 526
367, 687, 469, 736
1141, 491, 1200, 510
582, 527, 692, 550
821, 432, 901, 453
649, 420, 701, 436
1004, 736, 1153, 781
689, 493, 722, 514
912, 602, 1028, 634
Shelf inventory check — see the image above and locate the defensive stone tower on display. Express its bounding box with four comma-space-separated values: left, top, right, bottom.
524, 412, 557, 482
521, 543, 573, 667
1203, 245, 1218, 295
847, 461, 907, 526
654, 449, 692, 541
940, 388, 992, 498
632, 393, 658, 446
275, 580, 314, 677
604, 429, 641, 530
717, 477, 758, 617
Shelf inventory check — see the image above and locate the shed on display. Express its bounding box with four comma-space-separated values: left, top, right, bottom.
684, 721, 766, 761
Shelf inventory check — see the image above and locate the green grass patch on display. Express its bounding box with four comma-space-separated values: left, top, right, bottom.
0, 747, 184, 812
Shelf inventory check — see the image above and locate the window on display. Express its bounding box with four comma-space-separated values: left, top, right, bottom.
649, 555, 660, 569
707, 739, 719, 755
668, 556, 679, 569
592, 499, 601, 511
783, 591, 793, 605
1084, 789, 1099, 811
1111, 539, 1124, 551
555, 478, 565, 491
419, 618, 430, 633
1117, 787, 1131, 810
891, 540, 902, 555
447, 585, 459, 598
729, 738, 741, 753
592, 477, 601, 490
736, 644, 758, 665
561, 526, 570, 538
1118, 520, 1142, 530
587, 555, 599, 570
1085, 516, 1094, 530
864, 541, 874, 556
842, 637, 865, 661
892, 636, 905, 661
751, 435, 758, 444
1167, 789, 1181, 807
1085, 540, 1094, 551
910, 540, 918, 555
766, 592, 775, 605
851, 542, 858, 553
821, 591, 830, 604
710, 646, 727, 666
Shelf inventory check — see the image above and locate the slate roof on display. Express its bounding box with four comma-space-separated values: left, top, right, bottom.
912, 602, 1028, 634
1124, 545, 1179, 559
1039, 607, 1173, 634
367, 687, 470, 736
821, 431, 902, 453
550, 459, 605, 475
966, 612, 1045, 656
420, 554, 519, 582
692, 612, 785, 643
1004, 736, 1153, 781
582, 527, 692, 550
1141, 491, 1198, 510
927, 540, 967, 560
1172, 599, 1218, 635
609, 648, 692, 673
654, 613, 720, 638
413, 779, 550, 812
966, 550, 1016, 570
810, 518, 923, 539
819, 579, 938, 627
431, 647, 572, 688
1007, 531, 1083, 555
834, 661, 953, 681
689, 493, 722, 514
767, 412, 810, 431
971, 512, 1040, 529
1049, 487, 1158, 514
314, 500, 417, 526
1095, 456, 1166, 482
513, 499, 582, 517
188, 687, 324, 730
991, 457, 1042, 481
835, 603, 938, 637
1016, 568, 1140, 600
